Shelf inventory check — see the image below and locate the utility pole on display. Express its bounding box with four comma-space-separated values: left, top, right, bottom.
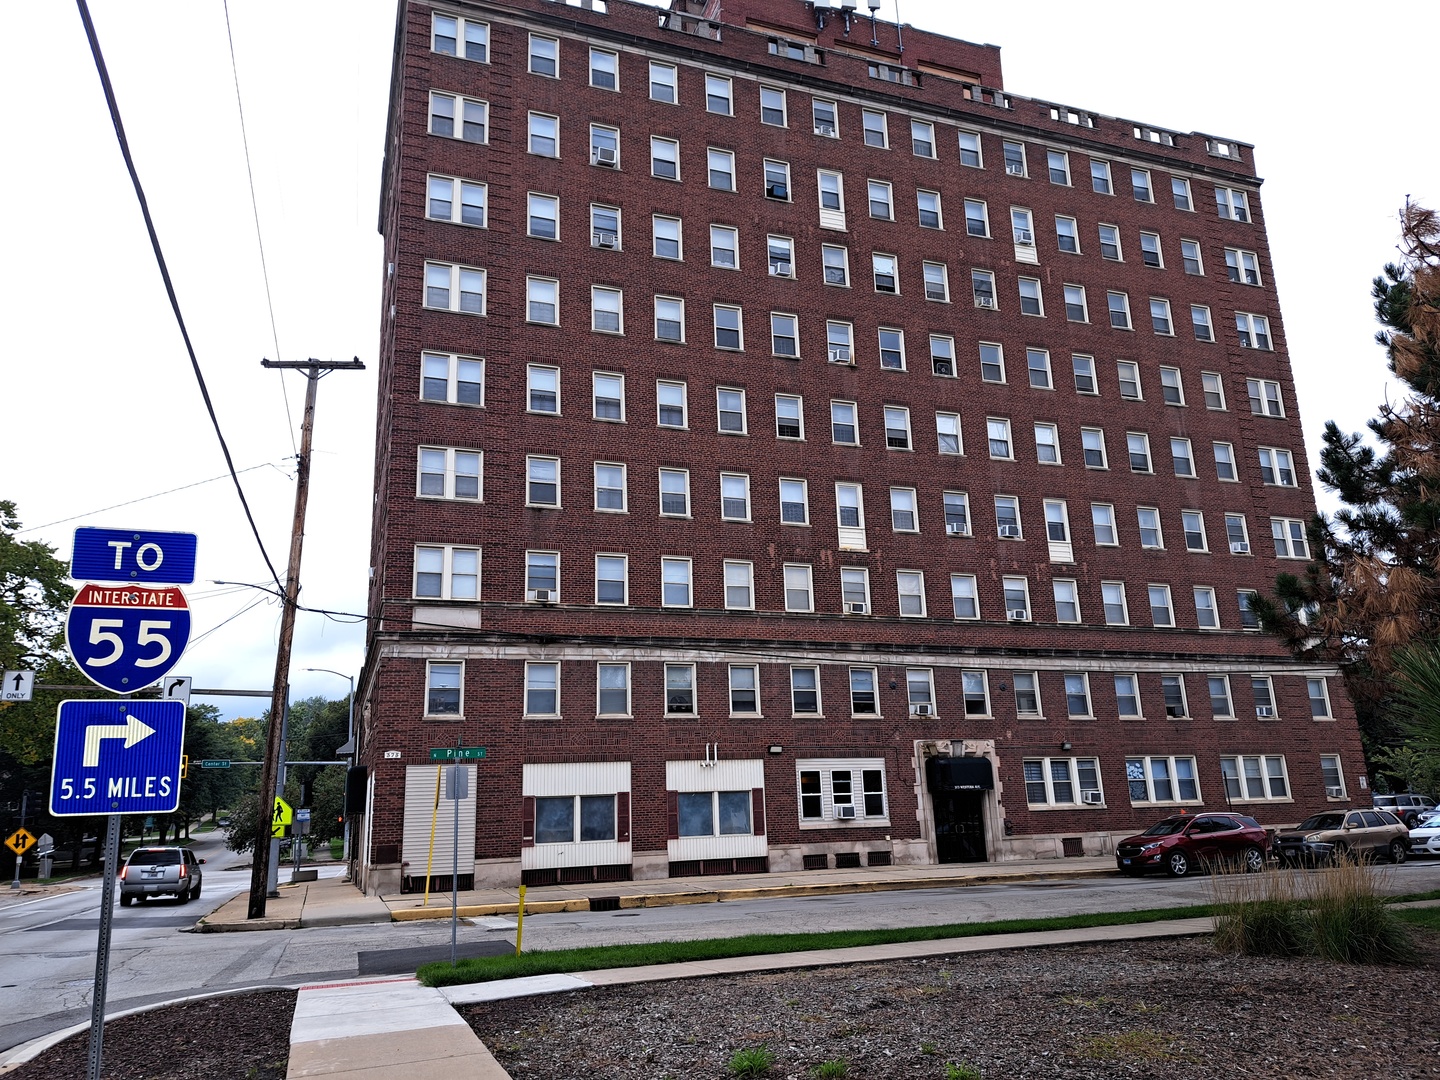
248, 357, 365, 920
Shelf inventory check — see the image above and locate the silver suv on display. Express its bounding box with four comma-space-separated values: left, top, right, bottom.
118, 847, 204, 905
1373, 793, 1437, 827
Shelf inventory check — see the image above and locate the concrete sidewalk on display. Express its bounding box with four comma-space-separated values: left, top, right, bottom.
200, 854, 1117, 930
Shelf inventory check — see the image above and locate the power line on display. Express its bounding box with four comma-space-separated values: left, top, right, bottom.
74, 0, 284, 594
222, 0, 297, 459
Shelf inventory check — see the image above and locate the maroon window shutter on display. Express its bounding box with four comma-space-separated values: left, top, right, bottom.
751, 788, 766, 836
521, 796, 535, 848
616, 791, 631, 842
666, 790, 680, 840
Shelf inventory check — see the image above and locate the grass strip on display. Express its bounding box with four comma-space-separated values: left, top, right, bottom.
1396, 907, 1440, 931
419, 904, 1215, 987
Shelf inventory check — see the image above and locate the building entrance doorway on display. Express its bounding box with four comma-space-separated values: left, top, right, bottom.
926, 756, 993, 864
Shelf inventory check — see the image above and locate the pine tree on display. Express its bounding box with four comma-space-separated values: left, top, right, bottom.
1257, 204, 1440, 750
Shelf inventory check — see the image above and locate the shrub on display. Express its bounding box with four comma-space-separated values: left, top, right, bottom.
813, 1060, 850, 1079
728, 1047, 777, 1078
1305, 858, 1414, 964
944, 1064, 981, 1080
1211, 864, 1308, 958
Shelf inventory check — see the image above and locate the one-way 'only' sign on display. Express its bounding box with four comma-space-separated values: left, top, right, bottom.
49, 699, 186, 816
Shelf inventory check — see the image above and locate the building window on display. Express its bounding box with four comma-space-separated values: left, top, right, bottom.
658, 468, 689, 517
655, 296, 685, 342
424, 261, 485, 314
937, 413, 963, 455
1003, 576, 1030, 621
1224, 513, 1252, 555
591, 287, 623, 334
812, 97, 838, 136
1195, 587, 1220, 629
427, 174, 486, 227
1252, 675, 1276, 718
1137, 506, 1163, 549
705, 73, 733, 115
713, 305, 744, 351
1238, 589, 1261, 630
1047, 149, 1071, 186
724, 560, 753, 609
987, 417, 1013, 460
1138, 233, 1164, 270
1320, 754, 1345, 796
897, 571, 927, 617
1025, 758, 1102, 806
730, 665, 760, 714
760, 85, 786, 126
525, 276, 558, 325
661, 557, 692, 607
819, 245, 850, 288
1101, 581, 1128, 625
1226, 248, 1262, 286
432, 13, 488, 61
775, 393, 804, 439
1127, 757, 1200, 803
656, 381, 687, 429
426, 660, 462, 716
943, 490, 970, 535
1181, 510, 1208, 552
768, 235, 795, 280
710, 224, 740, 269
1259, 447, 1297, 486
841, 567, 871, 614
1013, 672, 1043, 716
841, 667, 877, 716
413, 544, 479, 601
1271, 517, 1310, 559
526, 456, 560, 507
791, 667, 820, 714
1053, 579, 1080, 623
720, 472, 751, 521
597, 663, 630, 716
1018, 277, 1043, 316
1116, 361, 1141, 400
1081, 427, 1107, 469
956, 670, 987, 716
1150, 298, 1174, 335
1308, 678, 1333, 720
995, 494, 1021, 539
917, 189, 943, 229
1114, 674, 1142, 718
708, 148, 736, 191
958, 129, 982, 167
1131, 168, 1153, 202
1064, 673, 1091, 717
911, 119, 935, 157
652, 215, 682, 259
1208, 675, 1234, 718
867, 180, 894, 220
1171, 437, 1195, 478
525, 662, 559, 716
950, 574, 979, 620
831, 400, 858, 444
1098, 224, 1122, 260
527, 112, 558, 157
1220, 756, 1289, 802
883, 406, 912, 450
649, 61, 677, 103
1043, 499, 1071, 545
1108, 291, 1132, 330
1215, 442, 1238, 482
1062, 284, 1088, 323
1172, 176, 1193, 210
764, 160, 791, 203
873, 254, 899, 294
593, 462, 627, 513
1248, 379, 1285, 417
890, 487, 918, 532
1192, 305, 1215, 341
874, 327, 903, 370
1180, 239, 1203, 275
428, 91, 487, 143
665, 664, 697, 715
1072, 354, 1097, 395
527, 33, 558, 76
779, 478, 809, 525
422, 352, 483, 406
650, 137, 680, 180
525, 550, 559, 601
1216, 186, 1251, 222
1055, 215, 1079, 254
709, 387, 744, 434
930, 335, 956, 377
1090, 159, 1112, 194
1149, 584, 1175, 627
526, 192, 559, 240
970, 272, 997, 313
1202, 372, 1226, 410
861, 109, 888, 147
964, 198, 989, 237
1236, 312, 1272, 350
1034, 423, 1061, 464
534, 795, 616, 845
595, 554, 628, 606
526, 364, 559, 414
1092, 503, 1118, 546
417, 446, 482, 501
1126, 432, 1152, 473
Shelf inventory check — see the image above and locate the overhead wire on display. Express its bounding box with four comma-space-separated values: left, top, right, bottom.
73, 0, 284, 594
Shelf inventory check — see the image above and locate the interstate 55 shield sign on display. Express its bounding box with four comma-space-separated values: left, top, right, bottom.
64, 583, 191, 694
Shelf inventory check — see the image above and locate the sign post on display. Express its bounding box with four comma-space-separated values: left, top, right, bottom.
444, 763, 469, 967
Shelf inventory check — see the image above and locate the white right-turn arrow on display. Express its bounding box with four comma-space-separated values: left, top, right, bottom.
82, 715, 156, 767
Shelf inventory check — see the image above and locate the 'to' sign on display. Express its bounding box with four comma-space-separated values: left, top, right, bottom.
71, 528, 198, 585
65, 584, 191, 694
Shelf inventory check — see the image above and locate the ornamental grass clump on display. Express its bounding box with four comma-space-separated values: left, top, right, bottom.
1210, 863, 1308, 958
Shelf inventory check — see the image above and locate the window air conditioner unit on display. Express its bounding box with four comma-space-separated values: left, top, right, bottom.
975, 296, 995, 308
911, 703, 932, 716
769, 262, 791, 276
594, 231, 618, 249
767, 184, 789, 199
1015, 230, 1034, 245
815, 124, 836, 137
999, 524, 1020, 538
946, 522, 967, 536
1256, 706, 1274, 718
848, 602, 868, 615
592, 146, 618, 167
1326, 786, 1344, 799
1230, 542, 1250, 554
834, 804, 857, 819
1008, 609, 1030, 621
1082, 790, 1104, 805
1005, 162, 1025, 176
528, 589, 555, 604
828, 349, 853, 365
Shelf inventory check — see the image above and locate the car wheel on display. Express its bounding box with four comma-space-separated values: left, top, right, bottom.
1390, 840, 1408, 865
1242, 846, 1266, 873
1166, 850, 1191, 877
119, 894, 133, 907
178, 885, 191, 904
191, 881, 202, 899
1407, 814, 1420, 828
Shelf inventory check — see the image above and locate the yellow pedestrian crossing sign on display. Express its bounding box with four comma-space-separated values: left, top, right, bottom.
272, 796, 294, 838
6, 828, 36, 856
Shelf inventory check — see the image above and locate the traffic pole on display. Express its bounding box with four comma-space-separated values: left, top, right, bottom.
86, 813, 121, 1080
10, 791, 27, 890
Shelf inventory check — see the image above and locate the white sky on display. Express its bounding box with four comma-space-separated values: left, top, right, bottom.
2, 1, 1434, 718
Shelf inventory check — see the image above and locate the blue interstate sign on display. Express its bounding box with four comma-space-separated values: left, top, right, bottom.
65, 583, 191, 694
50, 700, 187, 816
71, 528, 198, 585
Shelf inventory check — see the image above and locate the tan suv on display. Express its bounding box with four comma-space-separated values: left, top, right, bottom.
1274, 809, 1408, 866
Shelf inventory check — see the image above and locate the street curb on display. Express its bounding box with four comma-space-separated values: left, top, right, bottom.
387, 867, 1119, 922
0, 985, 292, 1071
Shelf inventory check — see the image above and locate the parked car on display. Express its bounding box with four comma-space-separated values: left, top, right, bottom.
1372, 793, 1436, 827
1408, 817, 1440, 858
1116, 813, 1269, 877
1274, 809, 1408, 865
118, 847, 204, 905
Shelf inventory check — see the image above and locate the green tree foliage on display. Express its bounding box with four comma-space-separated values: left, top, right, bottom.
1257, 205, 1440, 755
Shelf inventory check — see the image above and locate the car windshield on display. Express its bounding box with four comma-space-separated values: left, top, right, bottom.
126, 849, 182, 865
1140, 818, 1189, 837
1298, 814, 1344, 831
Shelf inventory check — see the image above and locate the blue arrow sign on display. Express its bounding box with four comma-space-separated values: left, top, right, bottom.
71, 528, 198, 585
50, 700, 187, 816
65, 583, 191, 694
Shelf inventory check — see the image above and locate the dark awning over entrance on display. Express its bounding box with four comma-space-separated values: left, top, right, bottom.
927, 755, 994, 792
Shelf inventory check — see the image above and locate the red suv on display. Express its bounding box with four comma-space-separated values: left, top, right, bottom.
1116, 812, 1270, 877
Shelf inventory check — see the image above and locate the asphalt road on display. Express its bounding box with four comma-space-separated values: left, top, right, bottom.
5, 850, 1440, 1055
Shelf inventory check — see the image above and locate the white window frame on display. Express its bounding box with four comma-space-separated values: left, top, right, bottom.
596, 662, 632, 717
421, 351, 484, 407
428, 90, 488, 143
426, 173, 487, 227
1221, 755, 1291, 803
413, 544, 480, 601
896, 570, 927, 617
649, 61, 677, 103
1126, 756, 1202, 805
595, 553, 629, 607
525, 275, 559, 325
416, 446, 483, 502
723, 560, 754, 610
951, 574, 980, 620
527, 34, 558, 77
592, 461, 628, 513
423, 261, 486, 315
705, 73, 733, 115
525, 455, 561, 508
431, 13, 489, 62
1024, 757, 1103, 807
426, 659, 464, 717
779, 477, 810, 527
661, 556, 693, 608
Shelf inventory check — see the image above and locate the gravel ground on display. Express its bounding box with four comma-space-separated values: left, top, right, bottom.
463, 936, 1440, 1079
7, 990, 295, 1080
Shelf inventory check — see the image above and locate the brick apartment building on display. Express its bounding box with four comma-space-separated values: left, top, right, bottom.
355, 0, 1366, 892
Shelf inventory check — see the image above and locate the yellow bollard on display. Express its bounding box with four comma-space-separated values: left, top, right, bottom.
422, 765, 442, 907
515, 884, 526, 956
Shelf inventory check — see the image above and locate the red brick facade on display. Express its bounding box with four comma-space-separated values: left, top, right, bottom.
357, 0, 1366, 891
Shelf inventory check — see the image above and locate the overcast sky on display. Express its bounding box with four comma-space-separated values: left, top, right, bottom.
2, 1, 1434, 719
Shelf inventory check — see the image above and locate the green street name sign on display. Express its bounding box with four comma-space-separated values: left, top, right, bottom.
430, 747, 487, 761
199, 759, 231, 769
